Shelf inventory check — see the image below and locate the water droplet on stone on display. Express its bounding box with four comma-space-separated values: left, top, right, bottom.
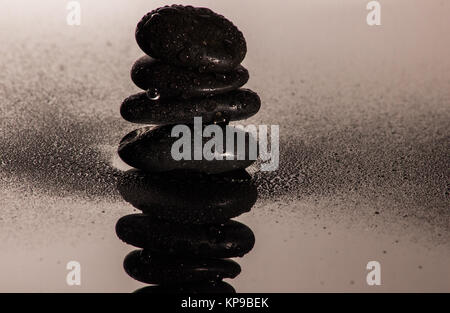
146, 88, 160, 100
178, 50, 190, 62
213, 112, 229, 125
215, 73, 227, 82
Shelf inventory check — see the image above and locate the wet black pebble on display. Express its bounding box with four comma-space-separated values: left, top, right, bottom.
135, 5, 246, 72
118, 124, 258, 174
131, 55, 249, 99
121, 88, 260, 125
117, 169, 257, 224
124, 250, 241, 284
116, 214, 255, 258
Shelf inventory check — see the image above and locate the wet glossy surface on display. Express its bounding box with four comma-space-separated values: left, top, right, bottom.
118, 125, 257, 174
117, 170, 257, 224
130, 55, 249, 99
116, 215, 255, 258
0, 0, 449, 292
120, 88, 260, 125
123, 250, 241, 284
135, 4, 247, 72
115, 167, 256, 290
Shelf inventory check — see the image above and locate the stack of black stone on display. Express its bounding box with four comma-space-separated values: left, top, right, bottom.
115, 5, 260, 293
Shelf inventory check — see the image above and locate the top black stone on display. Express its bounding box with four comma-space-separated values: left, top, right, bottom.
135, 5, 247, 73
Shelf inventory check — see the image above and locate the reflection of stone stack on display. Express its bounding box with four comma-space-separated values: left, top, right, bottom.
116, 170, 257, 293
115, 5, 261, 292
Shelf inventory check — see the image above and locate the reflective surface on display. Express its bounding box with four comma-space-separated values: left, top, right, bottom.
116, 170, 257, 292
0, 0, 449, 292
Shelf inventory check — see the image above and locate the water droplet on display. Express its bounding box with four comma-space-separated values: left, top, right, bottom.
146, 88, 160, 100
178, 50, 190, 62
215, 73, 227, 82
213, 112, 229, 125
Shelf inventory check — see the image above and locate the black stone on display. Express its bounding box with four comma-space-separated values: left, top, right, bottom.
123, 250, 241, 284
131, 55, 249, 99
135, 5, 246, 72
117, 170, 257, 225
116, 215, 255, 258
133, 281, 235, 294
118, 124, 258, 174
121, 88, 260, 125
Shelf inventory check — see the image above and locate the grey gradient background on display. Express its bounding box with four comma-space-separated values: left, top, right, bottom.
0, 0, 449, 292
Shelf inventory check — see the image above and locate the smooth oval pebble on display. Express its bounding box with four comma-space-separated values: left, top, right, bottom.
118, 124, 258, 174
120, 89, 261, 125
133, 281, 235, 294
131, 55, 249, 99
124, 250, 241, 284
117, 169, 257, 224
135, 5, 246, 72
116, 215, 255, 258
121, 88, 260, 125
